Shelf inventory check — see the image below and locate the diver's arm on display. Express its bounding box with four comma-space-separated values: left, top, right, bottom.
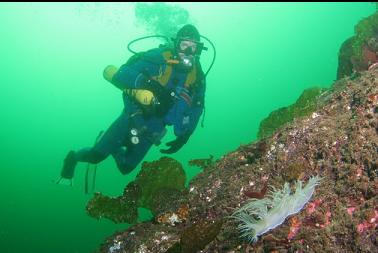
160, 93, 205, 154
159, 72, 206, 154
170, 76, 206, 140
103, 65, 155, 106
103, 49, 162, 90
103, 64, 144, 90
102, 49, 164, 105
111, 63, 147, 90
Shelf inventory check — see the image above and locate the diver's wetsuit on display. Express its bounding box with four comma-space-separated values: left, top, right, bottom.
69, 47, 206, 176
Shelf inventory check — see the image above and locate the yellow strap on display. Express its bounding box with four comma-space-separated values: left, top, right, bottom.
152, 51, 174, 87
154, 65, 172, 86
150, 50, 199, 88
158, 51, 197, 88
184, 63, 197, 88
166, 59, 180, 64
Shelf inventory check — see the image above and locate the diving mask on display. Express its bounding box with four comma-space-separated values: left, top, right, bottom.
178, 40, 198, 55
177, 38, 204, 56
176, 39, 202, 69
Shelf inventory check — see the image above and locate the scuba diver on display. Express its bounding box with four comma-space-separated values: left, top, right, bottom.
59, 24, 215, 181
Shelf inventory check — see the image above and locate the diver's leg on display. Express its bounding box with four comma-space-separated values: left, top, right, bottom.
112, 146, 128, 171
113, 117, 166, 175
91, 111, 130, 157
112, 137, 153, 175
60, 110, 130, 179
60, 147, 108, 180
74, 147, 107, 163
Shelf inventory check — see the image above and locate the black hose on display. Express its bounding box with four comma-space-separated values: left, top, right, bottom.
84, 130, 104, 194
127, 34, 216, 77
127, 35, 170, 55
200, 35, 216, 77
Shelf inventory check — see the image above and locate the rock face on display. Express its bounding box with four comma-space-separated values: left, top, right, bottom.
97, 66, 377, 252
257, 87, 327, 140
337, 12, 378, 80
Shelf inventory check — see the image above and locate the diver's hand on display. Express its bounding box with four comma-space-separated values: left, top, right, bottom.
160, 135, 189, 154
141, 96, 172, 117
151, 96, 171, 117
143, 79, 174, 116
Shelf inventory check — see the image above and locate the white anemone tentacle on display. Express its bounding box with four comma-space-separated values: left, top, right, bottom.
230, 176, 321, 243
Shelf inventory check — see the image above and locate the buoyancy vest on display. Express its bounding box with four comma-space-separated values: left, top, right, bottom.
124, 49, 199, 106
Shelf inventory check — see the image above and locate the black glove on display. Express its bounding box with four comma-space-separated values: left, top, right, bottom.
142, 78, 174, 117
160, 134, 190, 154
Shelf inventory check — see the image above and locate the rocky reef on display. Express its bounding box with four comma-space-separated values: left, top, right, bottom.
337, 11, 378, 80
94, 66, 377, 253
257, 87, 327, 140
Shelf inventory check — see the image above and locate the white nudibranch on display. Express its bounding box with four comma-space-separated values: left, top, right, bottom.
230, 175, 321, 243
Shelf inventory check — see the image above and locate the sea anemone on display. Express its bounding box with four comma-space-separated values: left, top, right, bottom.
230, 175, 321, 243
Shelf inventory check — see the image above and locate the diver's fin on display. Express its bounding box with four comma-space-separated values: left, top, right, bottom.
55, 177, 62, 184
54, 177, 73, 186
60, 151, 78, 179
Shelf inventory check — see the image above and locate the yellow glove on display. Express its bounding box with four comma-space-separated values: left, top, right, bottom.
103, 65, 155, 106
126, 89, 155, 105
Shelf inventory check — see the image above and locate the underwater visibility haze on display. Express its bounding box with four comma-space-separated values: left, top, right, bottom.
0, 2, 376, 253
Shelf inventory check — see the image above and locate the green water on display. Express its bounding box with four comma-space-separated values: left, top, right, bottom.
0, 2, 375, 253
